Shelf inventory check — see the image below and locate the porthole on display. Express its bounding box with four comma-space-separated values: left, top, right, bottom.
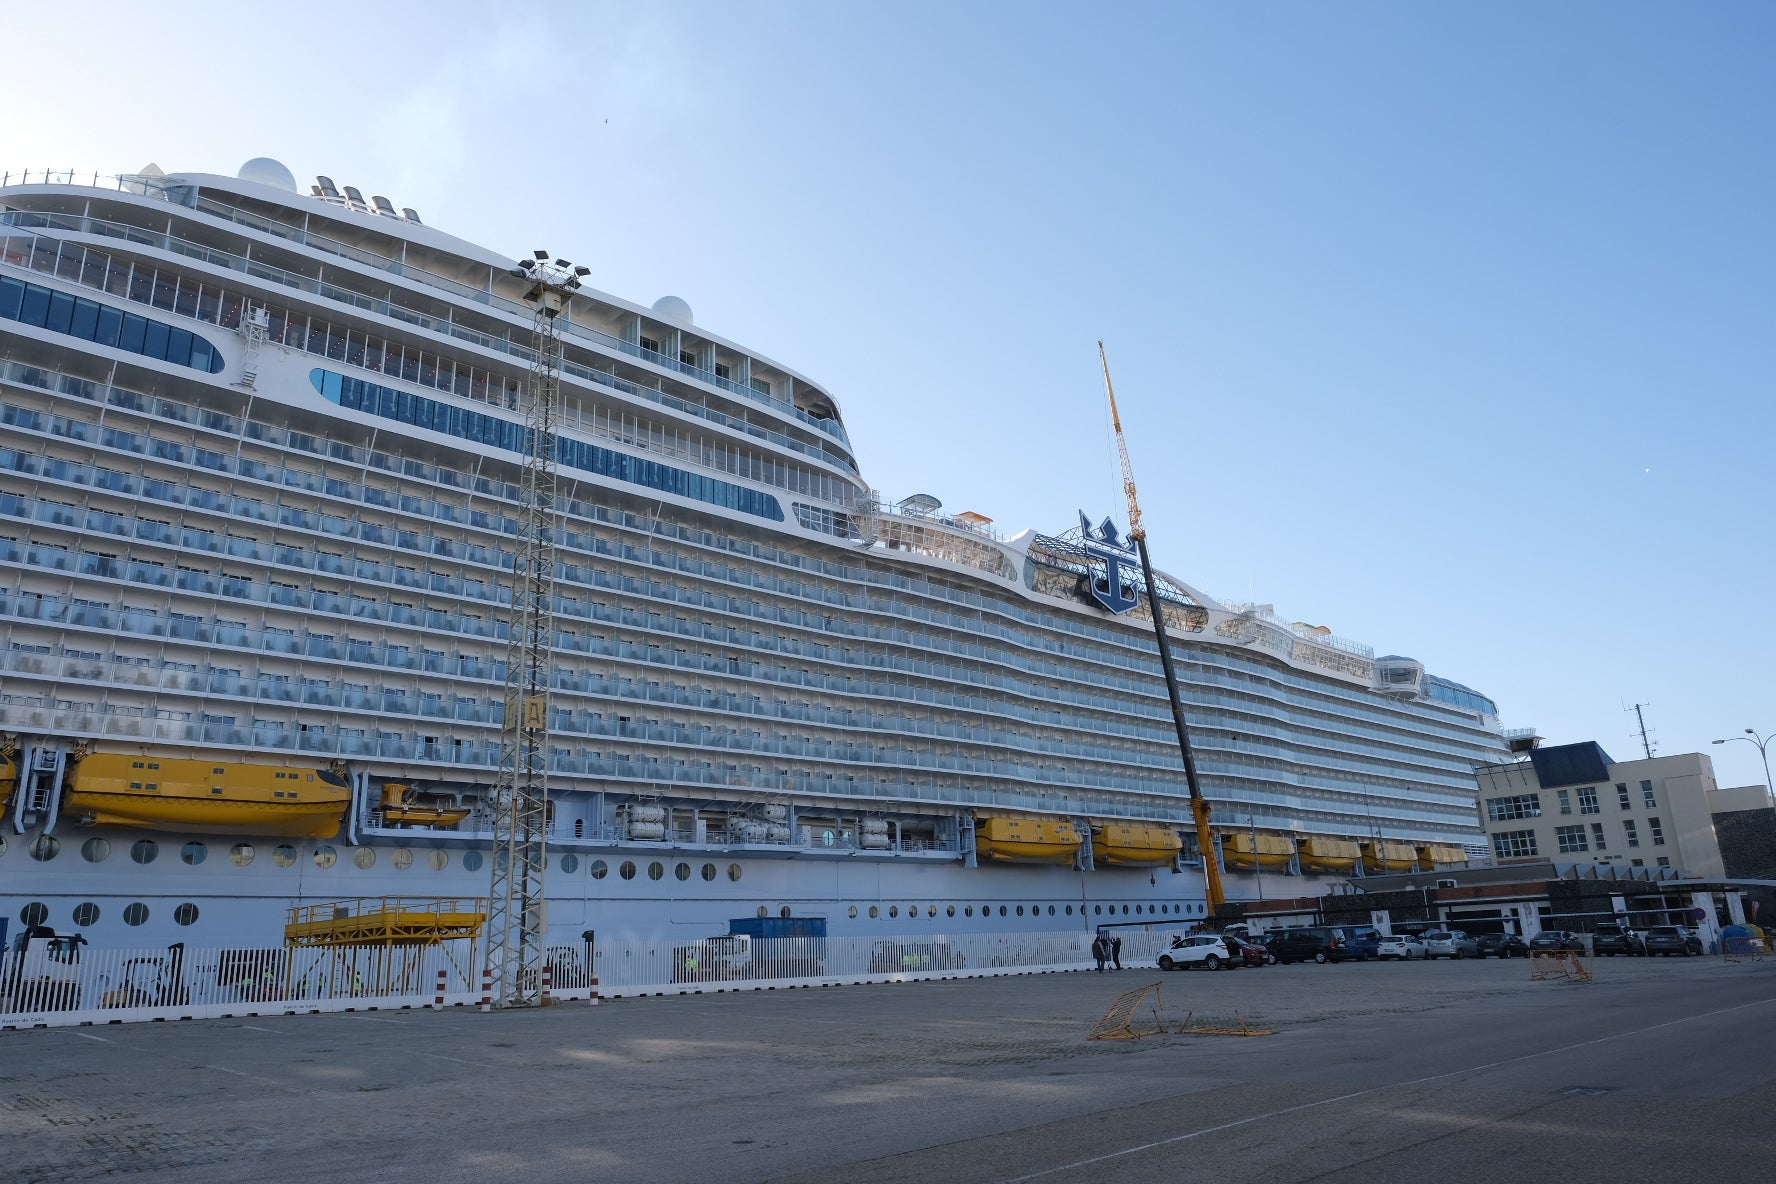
999, 905, 1008, 917
1122, 905, 1130, 915
728, 863, 742, 882
1134, 905, 1143, 915
619, 860, 636, 880
869, 905, 879, 918
19, 902, 49, 926
230, 843, 255, 867
180, 841, 207, 866
590, 859, 608, 879
907, 903, 917, 917
81, 838, 111, 863
1016, 905, 1025, 917
559, 853, 578, 874
463, 850, 484, 872
757, 905, 768, 918
494, 848, 509, 872
313, 845, 337, 869
272, 844, 297, 868
392, 848, 414, 871
123, 902, 149, 926
429, 849, 450, 871
964, 906, 973, 917
73, 902, 101, 927
1093, 905, 1102, 915
174, 902, 199, 926
1065, 905, 1074, 916
848, 906, 859, 919
780, 906, 792, 919
889, 906, 899, 918
0, 834, 7, 857
29, 834, 60, 862
674, 862, 690, 882
647, 861, 665, 882
131, 839, 159, 865
946, 905, 956, 917
701, 863, 716, 881
1048, 905, 1056, 916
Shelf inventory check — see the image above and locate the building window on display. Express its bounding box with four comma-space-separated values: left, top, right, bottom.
1485, 793, 1541, 822
1656, 857, 1671, 868
1616, 783, 1631, 810
1492, 830, 1538, 858
1649, 816, 1665, 845
1577, 787, 1599, 815
1591, 823, 1606, 850
1553, 789, 1570, 815
1555, 825, 1589, 853
1624, 820, 1640, 848
1642, 780, 1657, 808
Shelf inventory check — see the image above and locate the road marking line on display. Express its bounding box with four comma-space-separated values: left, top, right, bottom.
416, 1051, 498, 1070
1003, 994, 1776, 1182
71, 1031, 114, 1043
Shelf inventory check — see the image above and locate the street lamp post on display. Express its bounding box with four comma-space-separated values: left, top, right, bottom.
1248, 815, 1263, 900
1712, 729, 1775, 807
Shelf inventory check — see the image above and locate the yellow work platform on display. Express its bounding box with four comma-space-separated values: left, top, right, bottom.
284, 897, 486, 948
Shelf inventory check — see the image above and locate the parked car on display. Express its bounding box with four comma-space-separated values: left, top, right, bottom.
1421, 929, 1479, 959
1643, 926, 1705, 957
1589, 923, 1646, 957
1376, 934, 1427, 961
1473, 933, 1530, 959
1528, 930, 1587, 954
1158, 934, 1246, 971
1332, 927, 1384, 961
1263, 929, 1340, 965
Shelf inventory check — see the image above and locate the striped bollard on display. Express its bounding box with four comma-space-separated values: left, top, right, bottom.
480, 967, 493, 1012
541, 963, 553, 1004
435, 969, 448, 1008
589, 974, 599, 1006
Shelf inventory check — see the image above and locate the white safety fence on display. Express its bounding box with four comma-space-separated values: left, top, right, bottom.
0, 927, 1186, 1029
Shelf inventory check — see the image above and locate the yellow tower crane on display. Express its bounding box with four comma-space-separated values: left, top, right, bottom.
1097, 341, 1226, 916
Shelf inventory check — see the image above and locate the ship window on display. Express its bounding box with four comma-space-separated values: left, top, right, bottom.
590, 859, 608, 879
1134, 905, 1142, 915
213, 767, 225, 775
313, 846, 337, 869
353, 848, 376, 870
73, 902, 100, 927
1122, 905, 1130, 915
20, 902, 49, 926
889, 906, 899, 918
463, 850, 484, 872
1065, 905, 1074, 916
869, 906, 879, 918
558, 853, 578, 874
619, 860, 636, 880
230, 844, 254, 867
701, 863, 716, 881
128, 839, 159, 865
391, 848, 413, 870
173, 903, 199, 926
999, 906, 1008, 917
965, 906, 973, 917
133, 761, 145, 769
648, 861, 664, 881
81, 838, 111, 863
728, 863, 742, 882
947, 905, 956, 917
429, 849, 450, 871
1093, 905, 1102, 915
181, 842, 207, 866
928, 906, 937, 918
272, 845, 296, 867
674, 862, 690, 881
123, 903, 149, 926
848, 906, 859, 919
28, 834, 59, 861
1049, 905, 1057, 916
1015, 905, 1025, 917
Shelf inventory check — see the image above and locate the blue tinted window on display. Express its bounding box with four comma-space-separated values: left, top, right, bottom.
45, 290, 76, 334
118, 312, 147, 353
94, 304, 123, 347
0, 276, 22, 320
189, 337, 213, 373
69, 296, 100, 340
143, 320, 170, 360
165, 327, 193, 368
0, 281, 221, 373
18, 284, 50, 327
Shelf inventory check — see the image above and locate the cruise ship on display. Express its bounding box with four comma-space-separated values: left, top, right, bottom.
0, 159, 1508, 951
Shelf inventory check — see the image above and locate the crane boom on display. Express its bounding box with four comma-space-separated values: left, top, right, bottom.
1096, 341, 1225, 916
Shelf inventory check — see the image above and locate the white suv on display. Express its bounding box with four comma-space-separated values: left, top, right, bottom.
1157, 934, 1241, 972
1376, 934, 1427, 961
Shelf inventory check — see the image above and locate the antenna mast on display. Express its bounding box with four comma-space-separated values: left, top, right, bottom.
1097, 341, 1225, 915
1628, 702, 1657, 760
483, 251, 587, 1008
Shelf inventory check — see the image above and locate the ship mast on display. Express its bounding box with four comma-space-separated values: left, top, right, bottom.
483, 252, 587, 1008
1097, 341, 1226, 916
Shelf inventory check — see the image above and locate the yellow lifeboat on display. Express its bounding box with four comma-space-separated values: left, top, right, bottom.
1362, 839, 1421, 873
64, 754, 348, 838
1297, 837, 1362, 873
1091, 824, 1182, 867
974, 816, 1081, 864
1222, 831, 1297, 870
377, 782, 471, 829
1417, 843, 1467, 867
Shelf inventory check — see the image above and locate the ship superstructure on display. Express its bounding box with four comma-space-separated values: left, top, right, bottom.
0, 160, 1506, 948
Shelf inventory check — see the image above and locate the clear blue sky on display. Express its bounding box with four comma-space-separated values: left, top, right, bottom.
11, 2, 1774, 786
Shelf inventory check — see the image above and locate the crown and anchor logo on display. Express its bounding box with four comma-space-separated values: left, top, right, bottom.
1077, 511, 1140, 615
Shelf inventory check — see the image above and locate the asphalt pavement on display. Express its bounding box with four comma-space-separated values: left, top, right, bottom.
2, 952, 1771, 1183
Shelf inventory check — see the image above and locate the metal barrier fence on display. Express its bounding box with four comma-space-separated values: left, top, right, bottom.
0, 928, 1149, 1029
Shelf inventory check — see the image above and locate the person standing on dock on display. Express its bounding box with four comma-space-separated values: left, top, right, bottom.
1111, 934, 1123, 971
1092, 933, 1108, 972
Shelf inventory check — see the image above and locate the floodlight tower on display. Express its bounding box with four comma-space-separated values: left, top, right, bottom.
483, 251, 588, 1008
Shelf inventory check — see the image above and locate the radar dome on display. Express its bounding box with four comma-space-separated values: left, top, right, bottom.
237, 157, 297, 192
652, 295, 694, 325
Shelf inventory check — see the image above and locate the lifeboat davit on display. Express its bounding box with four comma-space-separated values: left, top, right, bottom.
1296, 837, 1362, 873
65, 753, 349, 838
1221, 832, 1296, 870
974, 817, 1081, 864
378, 783, 471, 828
1091, 824, 1182, 867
